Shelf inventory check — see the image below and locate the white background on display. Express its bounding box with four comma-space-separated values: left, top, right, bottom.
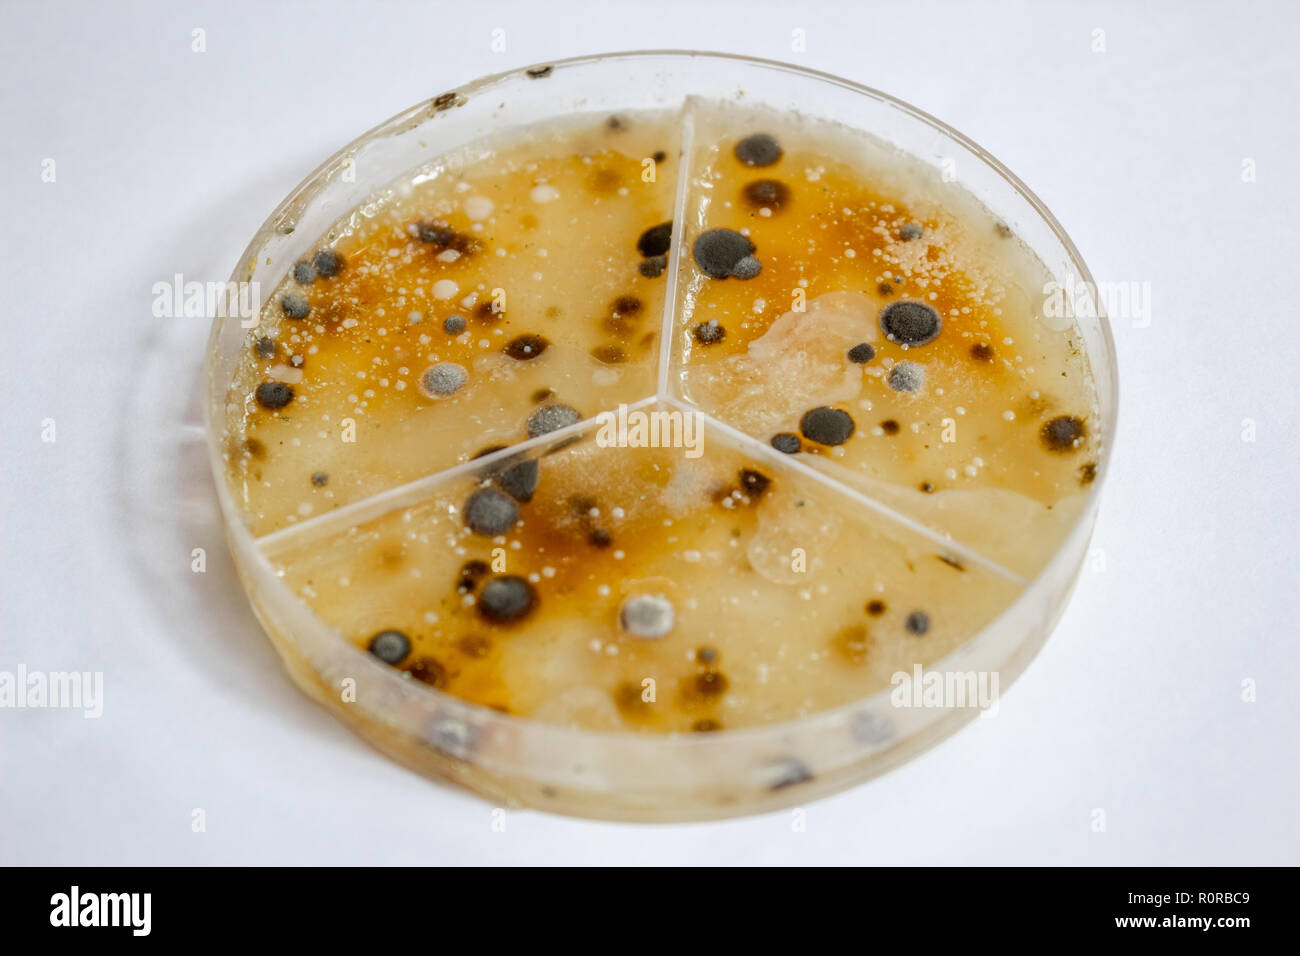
2, 0, 1297, 865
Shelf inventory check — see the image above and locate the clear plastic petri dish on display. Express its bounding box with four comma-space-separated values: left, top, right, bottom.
205, 51, 1117, 822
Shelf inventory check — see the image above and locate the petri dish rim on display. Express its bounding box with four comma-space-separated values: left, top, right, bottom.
202, 50, 1118, 794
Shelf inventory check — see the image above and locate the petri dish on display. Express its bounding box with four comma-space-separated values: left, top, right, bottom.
204, 51, 1117, 822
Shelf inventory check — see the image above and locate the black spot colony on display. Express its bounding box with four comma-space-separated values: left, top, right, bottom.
879, 300, 941, 346
493, 459, 540, 503
771, 432, 801, 454
255, 382, 294, 409
739, 468, 771, 498
693, 319, 726, 345
1041, 415, 1085, 451
800, 407, 855, 446
847, 343, 876, 364
639, 255, 667, 278
281, 294, 310, 319
735, 133, 783, 167
742, 179, 790, 209
693, 228, 759, 280
464, 487, 520, 536
637, 222, 673, 257
527, 403, 581, 438
313, 249, 344, 278
368, 629, 411, 665
478, 575, 538, 623
504, 334, 549, 360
